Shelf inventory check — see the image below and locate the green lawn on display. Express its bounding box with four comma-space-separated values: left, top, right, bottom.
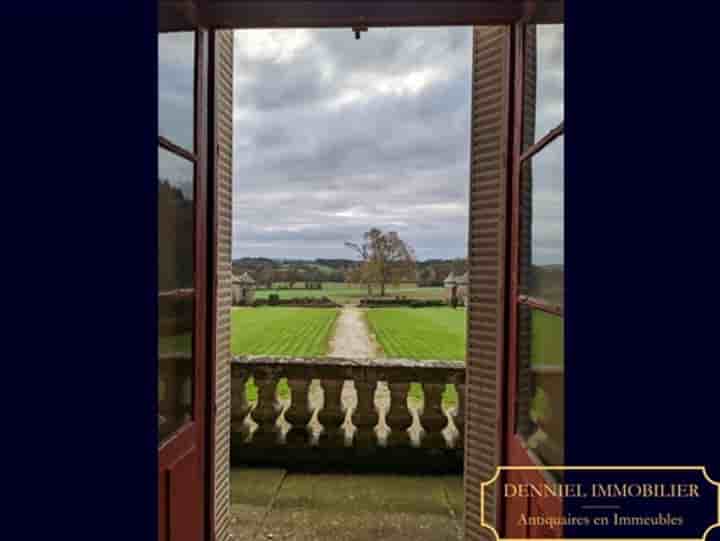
531, 309, 564, 365
231, 307, 339, 356
366, 307, 467, 361
228, 305, 561, 408
365, 307, 465, 406
254, 282, 445, 304
232, 307, 339, 401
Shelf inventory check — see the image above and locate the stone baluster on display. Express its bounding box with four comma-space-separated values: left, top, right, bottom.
350, 379, 379, 449
285, 378, 313, 446
231, 370, 252, 440
384, 382, 413, 447
317, 379, 346, 447
249, 374, 281, 446
449, 383, 465, 449
419, 383, 447, 449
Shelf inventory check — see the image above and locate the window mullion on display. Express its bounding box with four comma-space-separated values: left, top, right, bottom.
519, 121, 563, 162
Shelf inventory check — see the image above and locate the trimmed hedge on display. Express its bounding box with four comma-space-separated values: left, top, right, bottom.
358, 297, 447, 308
252, 296, 340, 308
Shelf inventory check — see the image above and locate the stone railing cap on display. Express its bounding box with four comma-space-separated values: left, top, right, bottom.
231, 354, 464, 370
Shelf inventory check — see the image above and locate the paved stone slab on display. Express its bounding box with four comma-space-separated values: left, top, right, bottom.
231, 467, 287, 507
257, 509, 460, 541
230, 469, 462, 541
272, 473, 452, 515
442, 475, 465, 519
230, 468, 287, 541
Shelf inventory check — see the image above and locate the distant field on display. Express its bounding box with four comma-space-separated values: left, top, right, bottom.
254, 282, 445, 304
367, 307, 467, 362
231, 307, 339, 356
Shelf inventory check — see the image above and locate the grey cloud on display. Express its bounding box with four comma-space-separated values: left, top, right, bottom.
534, 25, 564, 139
529, 136, 564, 265
231, 26, 563, 262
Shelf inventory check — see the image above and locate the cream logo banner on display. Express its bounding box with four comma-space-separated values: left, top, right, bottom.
482, 466, 719, 540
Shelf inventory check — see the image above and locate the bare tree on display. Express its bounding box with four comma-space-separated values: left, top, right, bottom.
345, 228, 416, 297
346, 259, 374, 296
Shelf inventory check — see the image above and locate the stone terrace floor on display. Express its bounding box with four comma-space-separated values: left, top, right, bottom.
229, 468, 464, 541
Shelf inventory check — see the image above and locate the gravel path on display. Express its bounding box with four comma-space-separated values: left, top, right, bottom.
328, 306, 379, 358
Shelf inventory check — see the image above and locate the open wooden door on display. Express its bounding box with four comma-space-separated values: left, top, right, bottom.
464, 18, 564, 540
464, 25, 513, 541
504, 21, 565, 538
158, 8, 210, 540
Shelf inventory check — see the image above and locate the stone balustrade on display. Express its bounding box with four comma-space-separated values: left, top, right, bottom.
230, 355, 465, 472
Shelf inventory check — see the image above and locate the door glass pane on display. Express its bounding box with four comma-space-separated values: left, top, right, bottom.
517, 305, 564, 467
159, 31, 195, 151
517, 136, 564, 468
524, 24, 564, 147
158, 148, 195, 441
521, 136, 564, 307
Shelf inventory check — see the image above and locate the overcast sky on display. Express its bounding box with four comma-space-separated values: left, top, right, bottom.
158, 26, 563, 264
232, 26, 563, 264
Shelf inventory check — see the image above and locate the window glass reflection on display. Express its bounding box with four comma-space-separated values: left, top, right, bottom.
516, 23, 565, 475
159, 31, 195, 150
158, 148, 194, 441
535, 24, 564, 140
521, 137, 564, 307
527, 24, 564, 144
518, 306, 564, 467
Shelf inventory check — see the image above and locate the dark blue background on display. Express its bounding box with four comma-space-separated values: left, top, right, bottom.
565, 2, 719, 539
563, 469, 718, 538
2, 3, 718, 540
2, 4, 156, 541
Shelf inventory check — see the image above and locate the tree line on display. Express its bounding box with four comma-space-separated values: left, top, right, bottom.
232, 228, 467, 296
160, 180, 468, 297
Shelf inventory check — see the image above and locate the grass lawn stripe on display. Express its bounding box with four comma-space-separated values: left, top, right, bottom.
231, 307, 338, 357
366, 308, 467, 361
232, 307, 339, 401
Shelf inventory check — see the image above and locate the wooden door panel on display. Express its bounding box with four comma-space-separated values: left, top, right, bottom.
159, 470, 169, 541
159, 442, 203, 541
168, 446, 203, 541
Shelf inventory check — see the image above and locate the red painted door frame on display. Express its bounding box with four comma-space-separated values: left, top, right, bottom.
158, 24, 211, 541
502, 20, 564, 538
